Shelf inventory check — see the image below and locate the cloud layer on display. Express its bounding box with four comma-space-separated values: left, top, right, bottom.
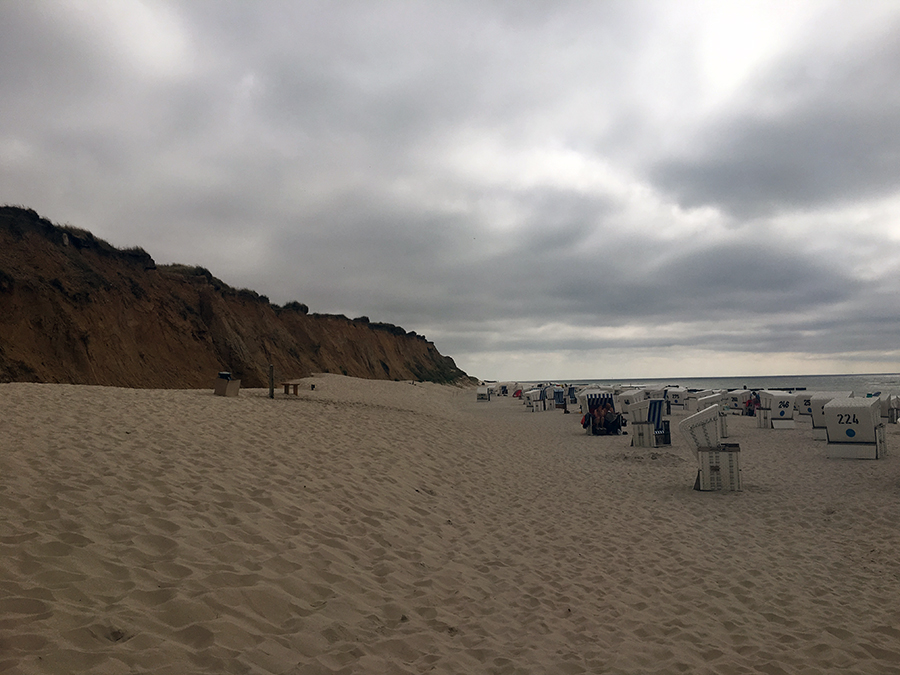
2, 1, 899, 380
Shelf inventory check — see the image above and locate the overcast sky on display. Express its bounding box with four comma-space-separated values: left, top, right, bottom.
2, 1, 900, 381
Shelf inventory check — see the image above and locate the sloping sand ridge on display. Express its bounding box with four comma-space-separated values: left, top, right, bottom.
2, 376, 900, 673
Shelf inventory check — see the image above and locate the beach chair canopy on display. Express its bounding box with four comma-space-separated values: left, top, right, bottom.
629, 398, 664, 425
679, 405, 721, 457
647, 399, 665, 431
697, 393, 725, 409
797, 394, 814, 415
809, 391, 853, 426
877, 392, 900, 415
581, 391, 615, 412
667, 387, 690, 404
823, 397, 882, 444
760, 391, 797, 420
615, 389, 645, 412
726, 390, 751, 405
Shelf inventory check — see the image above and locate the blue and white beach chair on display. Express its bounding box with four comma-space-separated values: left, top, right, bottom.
630, 399, 670, 447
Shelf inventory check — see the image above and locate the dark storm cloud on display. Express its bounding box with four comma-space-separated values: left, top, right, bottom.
1, 1, 898, 379
276, 175, 867, 332
647, 243, 860, 313
434, 238, 862, 328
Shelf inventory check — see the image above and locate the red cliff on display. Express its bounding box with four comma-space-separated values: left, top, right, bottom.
0, 207, 474, 388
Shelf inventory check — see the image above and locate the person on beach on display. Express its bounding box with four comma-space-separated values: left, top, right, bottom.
746, 392, 761, 416
591, 404, 606, 435
603, 405, 623, 435
586, 402, 624, 435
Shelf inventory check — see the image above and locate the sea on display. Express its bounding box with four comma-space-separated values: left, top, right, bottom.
568, 373, 900, 396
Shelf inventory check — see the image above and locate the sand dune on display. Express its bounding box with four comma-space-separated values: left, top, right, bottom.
2, 375, 900, 674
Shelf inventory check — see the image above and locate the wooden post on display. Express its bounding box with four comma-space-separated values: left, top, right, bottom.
268, 364, 274, 399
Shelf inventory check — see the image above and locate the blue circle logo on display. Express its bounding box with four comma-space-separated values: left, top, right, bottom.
779, 410, 786, 417
846, 428, 856, 438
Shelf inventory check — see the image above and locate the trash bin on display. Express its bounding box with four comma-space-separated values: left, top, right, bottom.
214, 372, 241, 397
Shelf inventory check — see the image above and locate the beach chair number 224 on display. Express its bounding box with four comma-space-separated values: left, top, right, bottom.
837, 414, 860, 425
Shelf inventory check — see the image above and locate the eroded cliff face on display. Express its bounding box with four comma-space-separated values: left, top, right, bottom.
0, 207, 474, 388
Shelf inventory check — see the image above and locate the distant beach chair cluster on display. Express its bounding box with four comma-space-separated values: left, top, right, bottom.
480, 379, 900, 492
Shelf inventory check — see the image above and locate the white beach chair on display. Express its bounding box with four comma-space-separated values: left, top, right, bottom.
809, 391, 853, 440
757, 391, 797, 430
629, 399, 670, 448
724, 390, 751, 415
697, 393, 728, 439
667, 387, 690, 412
615, 389, 645, 418
823, 397, 886, 459
524, 388, 542, 411
549, 386, 566, 409
890, 394, 900, 424
683, 391, 704, 413
689, 390, 723, 413
679, 405, 741, 491
877, 392, 900, 423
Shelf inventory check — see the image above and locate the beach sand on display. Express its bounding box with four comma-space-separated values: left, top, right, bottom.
2, 375, 900, 674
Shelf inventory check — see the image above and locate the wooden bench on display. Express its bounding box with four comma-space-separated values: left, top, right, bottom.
281, 379, 317, 395
281, 379, 316, 396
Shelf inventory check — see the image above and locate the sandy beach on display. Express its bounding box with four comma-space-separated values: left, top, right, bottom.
2, 375, 900, 674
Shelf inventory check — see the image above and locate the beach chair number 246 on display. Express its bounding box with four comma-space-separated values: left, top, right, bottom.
837, 413, 860, 425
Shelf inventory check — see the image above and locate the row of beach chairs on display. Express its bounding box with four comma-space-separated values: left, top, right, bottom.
569, 384, 896, 492
679, 391, 892, 491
